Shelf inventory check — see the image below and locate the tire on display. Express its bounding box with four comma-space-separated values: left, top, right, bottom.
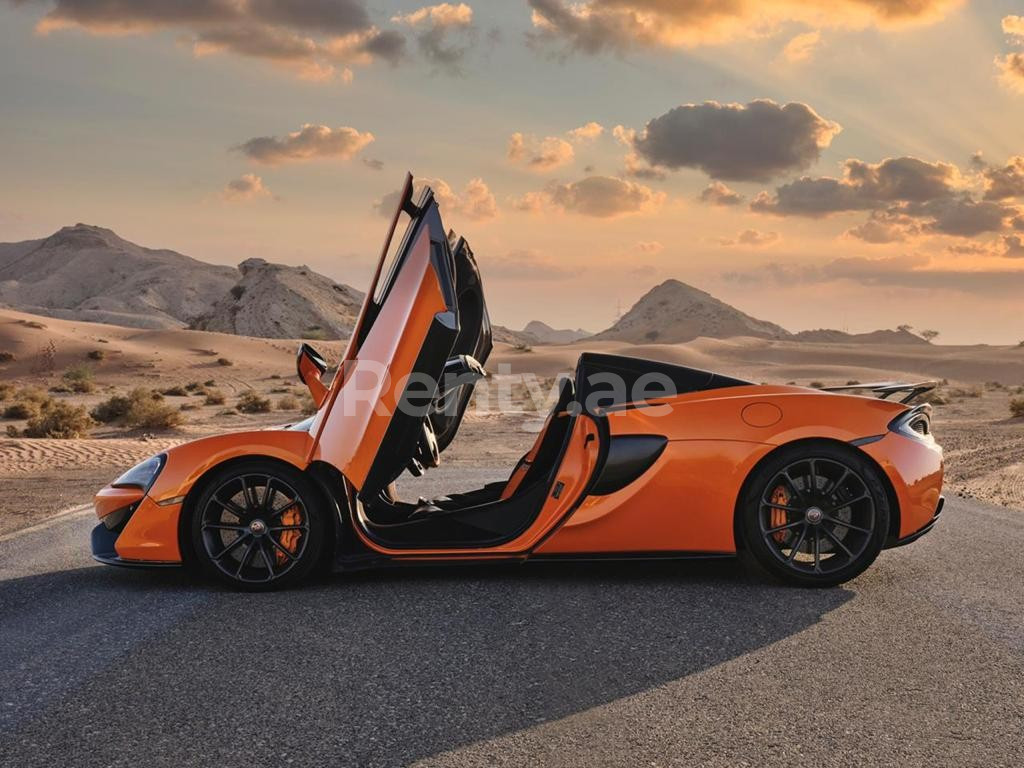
189, 460, 327, 591
739, 442, 890, 588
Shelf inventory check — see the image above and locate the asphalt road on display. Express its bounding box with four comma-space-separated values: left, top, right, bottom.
1, 470, 1022, 768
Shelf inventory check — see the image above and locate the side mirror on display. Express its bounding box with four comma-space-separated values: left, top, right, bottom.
296, 343, 329, 409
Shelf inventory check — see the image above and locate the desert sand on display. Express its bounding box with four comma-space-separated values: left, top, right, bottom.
2, 307, 1023, 535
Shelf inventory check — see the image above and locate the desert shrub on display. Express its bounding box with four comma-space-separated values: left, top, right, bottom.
92, 388, 182, 429
269, 374, 282, 379
217, 408, 238, 416
180, 403, 199, 411
203, 379, 216, 387
1011, 398, 1024, 419
304, 326, 328, 341
300, 394, 317, 416
846, 380, 861, 386
928, 390, 949, 405
5, 425, 19, 437
986, 381, 1004, 391
276, 395, 300, 411
62, 364, 95, 393
0, 351, 14, 363
809, 381, 825, 389
48, 384, 72, 394
86, 349, 106, 361
204, 389, 226, 406
161, 385, 189, 397
217, 357, 233, 367
237, 390, 271, 413
185, 381, 201, 391
24, 401, 93, 438
91, 394, 133, 423
18, 319, 46, 329
3, 402, 36, 419
512, 342, 533, 353
948, 385, 983, 399
0, 383, 13, 401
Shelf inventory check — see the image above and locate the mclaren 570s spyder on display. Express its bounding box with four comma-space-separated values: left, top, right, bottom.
92, 174, 944, 590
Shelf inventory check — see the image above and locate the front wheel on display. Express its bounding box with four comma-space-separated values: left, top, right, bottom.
740, 443, 890, 587
190, 460, 327, 591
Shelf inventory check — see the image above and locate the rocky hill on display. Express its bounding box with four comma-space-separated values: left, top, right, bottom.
0, 224, 237, 329
192, 258, 364, 339
593, 279, 791, 344
792, 328, 930, 345
522, 320, 591, 344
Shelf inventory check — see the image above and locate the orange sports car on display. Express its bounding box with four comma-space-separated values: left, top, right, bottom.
91, 175, 944, 590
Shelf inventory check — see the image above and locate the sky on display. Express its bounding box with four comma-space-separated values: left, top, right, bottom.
2, 0, 1024, 344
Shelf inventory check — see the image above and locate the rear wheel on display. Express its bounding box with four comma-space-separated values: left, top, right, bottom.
740, 443, 889, 587
190, 460, 326, 591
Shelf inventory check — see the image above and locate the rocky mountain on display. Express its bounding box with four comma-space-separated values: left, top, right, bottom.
492, 325, 539, 347
522, 320, 591, 344
192, 258, 364, 339
593, 279, 791, 344
0, 224, 237, 329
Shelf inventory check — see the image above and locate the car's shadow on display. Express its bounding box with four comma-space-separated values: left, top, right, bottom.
0, 560, 853, 767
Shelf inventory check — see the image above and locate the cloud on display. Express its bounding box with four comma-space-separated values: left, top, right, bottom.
718, 229, 780, 247
1004, 15, 1024, 44
362, 157, 384, 171
983, 156, 1024, 200
699, 181, 743, 206
236, 124, 374, 165
780, 30, 821, 63
526, 0, 961, 54
1003, 235, 1024, 258
845, 211, 920, 243
222, 173, 271, 201
391, 3, 475, 72
514, 175, 664, 218
507, 132, 575, 171
20, 0, 405, 81
908, 197, 1016, 237
567, 121, 604, 142
375, 177, 498, 221
482, 249, 574, 280
629, 100, 841, 182
751, 156, 961, 216
996, 52, 1024, 93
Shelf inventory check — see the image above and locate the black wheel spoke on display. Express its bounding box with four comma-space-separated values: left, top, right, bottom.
215, 495, 247, 519
822, 515, 871, 534
761, 501, 803, 512
809, 459, 819, 493
267, 536, 297, 562
765, 519, 804, 536
268, 498, 298, 519
827, 494, 870, 514
211, 533, 249, 560
785, 526, 807, 564
822, 526, 855, 558
780, 471, 804, 502
262, 478, 277, 513
269, 524, 306, 532
827, 468, 851, 497
203, 523, 246, 532
259, 540, 276, 578
812, 529, 821, 572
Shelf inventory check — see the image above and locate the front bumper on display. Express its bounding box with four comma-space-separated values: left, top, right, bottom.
91, 487, 183, 568
91, 522, 181, 568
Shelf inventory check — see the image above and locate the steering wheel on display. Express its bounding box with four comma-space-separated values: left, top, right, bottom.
406, 419, 440, 477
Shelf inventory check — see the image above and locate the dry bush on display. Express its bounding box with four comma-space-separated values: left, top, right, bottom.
161, 385, 189, 397
948, 385, 983, 399
846, 380, 861, 386
3, 402, 36, 419
5, 425, 19, 437
18, 319, 46, 329
300, 394, 317, 416
928, 390, 949, 405
217, 408, 238, 416
809, 381, 825, 389
237, 390, 271, 413
276, 395, 300, 411
203, 379, 216, 387
1011, 398, 1024, 419
185, 381, 202, 392
3, 387, 52, 419
204, 389, 226, 406
512, 342, 533, 353
0, 351, 14, 363
92, 388, 182, 429
48, 384, 72, 394
0, 383, 13, 401
24, 401, 94, 438
180, 403, 199, 411
217, 358, 234, 367
62, 365, 95, 393
86, 349, 106, 361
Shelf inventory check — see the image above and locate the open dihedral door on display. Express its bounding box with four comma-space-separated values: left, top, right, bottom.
309, 175, 460, 498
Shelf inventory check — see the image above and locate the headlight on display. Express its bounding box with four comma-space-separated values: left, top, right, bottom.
888, 405, 933, 442
112, 454, 166, 493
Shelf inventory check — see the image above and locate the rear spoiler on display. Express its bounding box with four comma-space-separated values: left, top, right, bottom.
820, 381, 939, 404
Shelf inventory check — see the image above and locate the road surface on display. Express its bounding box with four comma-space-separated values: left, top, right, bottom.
1, 471, 1022, 767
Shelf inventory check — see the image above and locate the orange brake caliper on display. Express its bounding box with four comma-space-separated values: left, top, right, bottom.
770, 485, 789, 543
276, 505, 302, 564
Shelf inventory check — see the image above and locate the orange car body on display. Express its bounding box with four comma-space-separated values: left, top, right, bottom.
91, 175, 944, 581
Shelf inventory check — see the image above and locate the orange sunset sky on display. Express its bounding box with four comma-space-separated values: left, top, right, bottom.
2, 1, 1024, 343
